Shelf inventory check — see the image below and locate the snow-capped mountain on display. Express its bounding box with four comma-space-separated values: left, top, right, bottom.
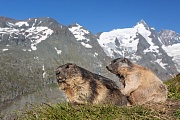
98, 20, 178, 80
98, 20, 160, 58
68, 23, 108, 63
68, 23, 92, 48
158, 30, 180, 46
158, 30, 180, 71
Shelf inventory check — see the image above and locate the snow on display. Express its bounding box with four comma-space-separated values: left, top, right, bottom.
15, 21, 29, 27
98, 28, 139, 57
0, 21, 54, 51
37, 21, 42, 26
68, 23, 90, 42
32, 19, 37, 27
68, 24, 93, 48
81, 42, 92, 48
162, 44, 180, 60
34, 56, 39, 60
151, 27, 155, 30
162, 43, 180, 72
54, 47, 62, 55
98, 22, 159, 58
22, 49, 32, 52
155, 59, 167, 70
94, 52, 98, 57
42, 65, 45, 71
134, 23, 159, 53
7, 22, 14, 27
0, 27, 19, 34
30, 27, 54, 50
42, 65, 46, 78
2, 49, 8, 51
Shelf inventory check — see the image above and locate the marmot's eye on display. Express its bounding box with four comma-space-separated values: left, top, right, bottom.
112, 59, 117, 63
56, 71, 60, 75
65, 65, 70, 69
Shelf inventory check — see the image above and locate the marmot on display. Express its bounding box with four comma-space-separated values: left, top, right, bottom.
56, 63, 128, 106
106, 58, 168, 105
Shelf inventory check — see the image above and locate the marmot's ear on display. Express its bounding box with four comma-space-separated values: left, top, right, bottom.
65, 63, 74, 69
123, 58, 128, 63
71, 63, 76, 67
124, 58, 133, 67
68, 63, 76, 68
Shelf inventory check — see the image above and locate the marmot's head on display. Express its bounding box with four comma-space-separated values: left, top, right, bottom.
106, 58, 133, 75
56, 63, 80, 84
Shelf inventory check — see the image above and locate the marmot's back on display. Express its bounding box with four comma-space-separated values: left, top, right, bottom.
77, 66, 119, 89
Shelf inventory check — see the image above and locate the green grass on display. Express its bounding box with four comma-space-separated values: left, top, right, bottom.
16, 103, 169, 120
174, 109, 180, 119
15, 74, 180, 120
164, 74, 180, 99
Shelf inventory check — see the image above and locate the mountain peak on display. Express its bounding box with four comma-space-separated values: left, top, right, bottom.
68, 23, 90, 34
137, 19, 147, 25
69, 23, 82, 28
0, 16, 14, 22
133, 19, 150, 31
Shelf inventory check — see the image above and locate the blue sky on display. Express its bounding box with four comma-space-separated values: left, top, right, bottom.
0, 0, 179, 33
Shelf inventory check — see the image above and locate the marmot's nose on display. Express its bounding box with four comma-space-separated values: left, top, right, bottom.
106, 66, 108, 69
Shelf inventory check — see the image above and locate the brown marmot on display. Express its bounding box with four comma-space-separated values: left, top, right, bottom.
56, 63, 128, 106
106, 58, 168, 105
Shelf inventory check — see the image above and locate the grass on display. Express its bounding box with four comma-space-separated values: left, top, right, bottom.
16, 103, 169, 120
164, 74, 180, 119
174, 109, 180, 119
164, 74, 180, 99
15, 74, 180, 120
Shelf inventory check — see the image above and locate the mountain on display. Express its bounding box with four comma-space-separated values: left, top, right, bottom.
158, 30, 180, 71
0, 17, 180, 118
0, 17, 112, 113
97, 20, 179, 80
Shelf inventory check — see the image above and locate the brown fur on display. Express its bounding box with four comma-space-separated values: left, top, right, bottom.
56, 63, 128, 106
106, 58, 168, 105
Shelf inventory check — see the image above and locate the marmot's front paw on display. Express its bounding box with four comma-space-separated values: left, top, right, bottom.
121, 89, 130, 96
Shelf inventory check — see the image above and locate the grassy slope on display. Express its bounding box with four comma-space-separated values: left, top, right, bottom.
14, 75, 180, 120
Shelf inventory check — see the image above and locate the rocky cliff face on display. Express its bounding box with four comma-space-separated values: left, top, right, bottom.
158, 29, 180, 46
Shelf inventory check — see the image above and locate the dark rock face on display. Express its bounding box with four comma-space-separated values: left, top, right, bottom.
158, 30, 180, 46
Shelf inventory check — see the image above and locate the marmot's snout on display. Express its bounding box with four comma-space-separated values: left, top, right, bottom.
56, 68, 66, 83
106, 65, 112, 71
56, 74, 66, 83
